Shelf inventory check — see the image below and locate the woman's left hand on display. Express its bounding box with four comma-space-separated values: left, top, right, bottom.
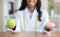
45, 22, 55, 30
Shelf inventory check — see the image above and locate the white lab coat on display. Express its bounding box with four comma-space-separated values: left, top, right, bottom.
8, 7, 49, 32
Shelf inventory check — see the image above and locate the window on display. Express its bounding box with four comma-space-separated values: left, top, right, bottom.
54, 2, 60, 15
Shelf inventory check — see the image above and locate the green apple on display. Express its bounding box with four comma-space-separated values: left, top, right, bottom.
7, 18, 16, 27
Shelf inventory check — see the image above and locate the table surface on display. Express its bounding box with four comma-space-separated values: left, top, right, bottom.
0, 32, 60, 37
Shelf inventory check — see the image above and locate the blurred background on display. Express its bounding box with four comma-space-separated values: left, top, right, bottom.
0, 0, 60, 32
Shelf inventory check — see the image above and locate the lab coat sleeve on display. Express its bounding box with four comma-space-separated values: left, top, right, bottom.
11, 13, 21, 32
41, 10, 50, 32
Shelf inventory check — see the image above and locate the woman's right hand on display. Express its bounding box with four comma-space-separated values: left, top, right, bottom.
7, 18, 16, 29
7, 25, 16, 29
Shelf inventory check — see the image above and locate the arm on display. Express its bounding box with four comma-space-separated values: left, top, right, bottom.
41, 10, 50, 33
12, 12, 22, 32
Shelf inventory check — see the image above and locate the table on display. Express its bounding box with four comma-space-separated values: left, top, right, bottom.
0, 32, 60, 37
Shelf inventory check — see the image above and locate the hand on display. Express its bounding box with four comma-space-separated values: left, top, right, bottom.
45, 22, 55, 31
7, 25, 16, 29
7, 18, 16, 29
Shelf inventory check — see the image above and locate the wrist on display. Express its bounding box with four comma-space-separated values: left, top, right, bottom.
12, 25, 16, 30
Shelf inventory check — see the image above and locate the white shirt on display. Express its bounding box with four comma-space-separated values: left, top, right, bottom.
8, 7, 49, 32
